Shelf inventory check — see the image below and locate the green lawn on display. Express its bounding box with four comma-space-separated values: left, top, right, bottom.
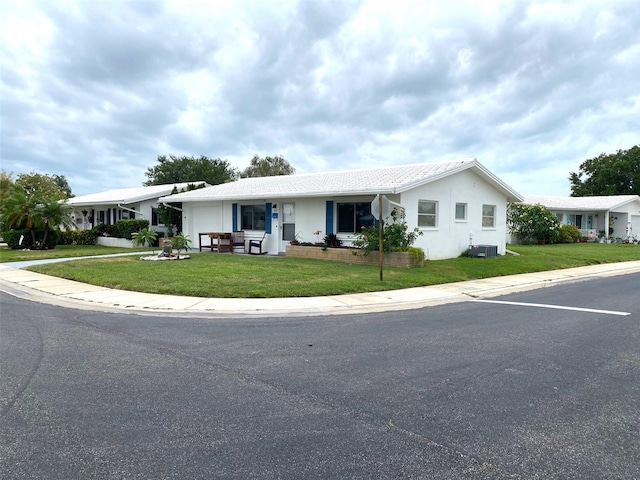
0, 245, 152, 262
15, 243, 640, 298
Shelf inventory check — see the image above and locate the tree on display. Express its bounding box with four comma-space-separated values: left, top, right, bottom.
569, 145, 640, 196
507, 203, 561, 244
0, 170, 13, 200
171, 233, 192, 256
1, 188, 40, 246
0, 170, 15, 232
144, 155, 238, 186
156, 183, 206, 236
15, 172, 72, 199
241, 155, 295, 178
32, 197, 76, 247
52, 174, 74, 198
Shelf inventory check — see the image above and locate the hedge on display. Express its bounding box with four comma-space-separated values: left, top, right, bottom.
58, 229, 98, 246
110, 219, 150, 240
2, 229, 59, 250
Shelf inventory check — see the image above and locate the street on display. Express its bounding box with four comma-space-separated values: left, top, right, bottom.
1, 273, 639, 479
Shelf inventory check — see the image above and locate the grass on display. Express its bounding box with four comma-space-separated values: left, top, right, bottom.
14, 243, 640, 298
0, 244, 152, 262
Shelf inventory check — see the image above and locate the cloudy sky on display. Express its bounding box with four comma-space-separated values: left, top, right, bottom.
1, 0, 638, 197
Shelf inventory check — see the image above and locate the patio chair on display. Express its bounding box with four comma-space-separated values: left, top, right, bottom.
232, 230, 245, 253
248, 232, 268, 255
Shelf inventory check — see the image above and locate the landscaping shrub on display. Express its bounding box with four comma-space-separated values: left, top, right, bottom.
58, 229, 98, 245
171, 233, 192, 255
559, 224, 582, 243
507, 203, 561, 244
323, 233, 343, 248
407, 246, 425, 263
92, 224, 110, 237
131, 227, 158, 249
352, 210, 422, 255
2, 229, 29, 249
110, 219, 150, 240
1, 229, 58, 249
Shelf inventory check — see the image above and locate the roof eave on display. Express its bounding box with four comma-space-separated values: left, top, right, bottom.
396, 159, 523, 202
160, 188, 396, 203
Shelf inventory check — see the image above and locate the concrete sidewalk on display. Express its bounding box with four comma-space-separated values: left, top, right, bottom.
2, 259, 640, 317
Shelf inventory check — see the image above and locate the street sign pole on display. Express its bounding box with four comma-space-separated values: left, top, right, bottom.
378, 194, 383, 281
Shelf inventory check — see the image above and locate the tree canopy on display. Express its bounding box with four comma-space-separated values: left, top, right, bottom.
1, 185, 75, 248
569, 145, 640, 196
241, 155, 295, 178
0, 170, 14, 209
15, 172, 72, 199
144, 155, 238, 186
1, 171, 73, 235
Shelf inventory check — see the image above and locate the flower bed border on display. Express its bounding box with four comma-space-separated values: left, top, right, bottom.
285, 245, 424, 268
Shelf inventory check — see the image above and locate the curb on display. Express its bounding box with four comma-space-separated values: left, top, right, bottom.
1, 260, 640, 317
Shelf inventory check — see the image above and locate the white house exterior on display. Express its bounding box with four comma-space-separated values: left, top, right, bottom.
523, 194, 640, 241
67, 182, 206, 234
159, 159, 523, 260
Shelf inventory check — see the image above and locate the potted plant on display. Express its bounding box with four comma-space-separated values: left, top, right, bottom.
289, 232, 302, 246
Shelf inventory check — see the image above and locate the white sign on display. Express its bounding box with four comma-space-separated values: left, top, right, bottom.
371, 194, 404, 220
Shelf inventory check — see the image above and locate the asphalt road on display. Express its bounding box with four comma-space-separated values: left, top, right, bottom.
1, 273, 639, 479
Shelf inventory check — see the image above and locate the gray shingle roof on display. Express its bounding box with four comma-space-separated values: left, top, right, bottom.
523, 194, 640, 211
161, 159, 523, 202
68, 182, 207, 206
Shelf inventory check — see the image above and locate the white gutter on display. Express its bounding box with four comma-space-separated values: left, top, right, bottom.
161, 202, 183, 212
117, 204, 145, 218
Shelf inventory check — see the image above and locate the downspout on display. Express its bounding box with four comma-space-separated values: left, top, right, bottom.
160, 202, 183, 212
117, 204, 145, 218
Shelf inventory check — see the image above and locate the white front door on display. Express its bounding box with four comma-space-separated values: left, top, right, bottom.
586, 215, 593, 229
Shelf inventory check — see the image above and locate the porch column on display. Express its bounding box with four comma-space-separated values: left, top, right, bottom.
605, 211, 610, 238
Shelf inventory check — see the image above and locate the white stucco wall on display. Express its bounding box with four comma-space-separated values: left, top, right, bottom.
179, 170, 511, 259
399, 169, 508, 259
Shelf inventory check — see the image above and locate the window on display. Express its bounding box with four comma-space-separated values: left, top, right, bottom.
567, 214, 582, 228
482, 204, 496, 228
241, 204, 266, 230
337, 202, 374, 233
418, 200, 438, 227
455, 203, 467, 221
151, 208, 159, 226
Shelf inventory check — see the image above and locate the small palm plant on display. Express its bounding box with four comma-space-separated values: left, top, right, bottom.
131, 228, 158, 253
171, 233, 192, 256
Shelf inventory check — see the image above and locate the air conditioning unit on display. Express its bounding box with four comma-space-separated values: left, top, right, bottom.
468, 244, 498, 258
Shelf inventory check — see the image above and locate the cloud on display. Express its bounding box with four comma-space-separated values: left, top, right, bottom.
1, 0, 638, 196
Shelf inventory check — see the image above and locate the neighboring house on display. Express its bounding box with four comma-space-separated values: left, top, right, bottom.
67, 182, 207, 234
158, 159, 523, 260
522, 194, 640, 240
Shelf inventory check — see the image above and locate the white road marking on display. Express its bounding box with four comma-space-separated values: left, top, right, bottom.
474, 299, 631, 316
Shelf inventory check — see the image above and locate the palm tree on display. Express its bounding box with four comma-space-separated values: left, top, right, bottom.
32, 197, 77, 247
1, 188, 39, 247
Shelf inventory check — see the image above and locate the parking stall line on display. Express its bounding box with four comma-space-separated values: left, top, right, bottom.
474, 299, 631, 316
